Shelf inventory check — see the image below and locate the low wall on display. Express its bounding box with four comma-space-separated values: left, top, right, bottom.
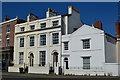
104, 63, 120, 76
64, 68, 104, 76
8, 66, 19, 72
28, 65, 49, 74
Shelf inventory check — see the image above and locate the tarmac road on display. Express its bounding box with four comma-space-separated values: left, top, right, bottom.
1, 72, 120, 80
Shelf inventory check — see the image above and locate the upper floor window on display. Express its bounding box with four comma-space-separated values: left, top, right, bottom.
39, 51, 46, 66
52, 20, 59, 26
30, 36, 34, 46
6, 25, 10, 33
82, 39, 90, 49
20, 37, 24, 47
30, 25, 35, 30
40, 23, 46, 28
52, 33, 59, 44
20, 27, 25, 31
19, 52, 24, 64
40, 35, 46, 45
64, 42, 68, 50
83, 57, 90, 69
6, 37, 10, 47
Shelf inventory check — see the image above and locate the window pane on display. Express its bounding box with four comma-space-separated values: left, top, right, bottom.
20, 27, 25, 31
64, 42, 68, 50
20, 37, 24, 47
83, 39, 90, 49
40, 35, 46, 45
83, 57, 90, 69
52, 21, 59, 26
30, 36, 34, 46
40, 23, 46, 28
52, 33, 59, 44
30, 25, 35, 30
19, 52, 24, 64
39, 51, 46, 66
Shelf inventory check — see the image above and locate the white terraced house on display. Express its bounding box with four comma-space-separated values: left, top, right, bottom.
9, 6, 120, 76
9, 6, 83, 74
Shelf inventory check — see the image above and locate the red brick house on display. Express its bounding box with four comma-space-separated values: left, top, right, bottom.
0, 16, 26, 72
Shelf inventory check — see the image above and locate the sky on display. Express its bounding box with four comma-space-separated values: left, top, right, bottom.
2, 2, 118, 37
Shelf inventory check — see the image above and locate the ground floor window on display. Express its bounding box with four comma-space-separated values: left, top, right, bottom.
39, 51, 46, 66
83, 57, 90, 69
19, 52, 24, 64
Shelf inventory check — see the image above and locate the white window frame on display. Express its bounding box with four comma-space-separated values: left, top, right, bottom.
39, 51, 46, 66
20, 27, 25, 31
82, 39, 90, 49
40, 23, 46, 28
19, 52, 24, 64
30, 25, 35, 30
20, 37, 24, 47
40, 34, 46, 46
83, 57, 90, 69
64, 42, 68, 50
30, 36, 34, 46
52, 20, 59, 26
52, 33, 59, 44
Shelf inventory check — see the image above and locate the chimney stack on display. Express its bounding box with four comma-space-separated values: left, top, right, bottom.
68, 5, 80, 14
46, 8, 58, 18
93, 21, 102, 30
27, 13, 39, 22
116, 21, 120, 37
3, 16, 10, 22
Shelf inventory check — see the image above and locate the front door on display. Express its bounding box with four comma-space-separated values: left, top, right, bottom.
53, 52, 58, 69
30, 53, 34, 66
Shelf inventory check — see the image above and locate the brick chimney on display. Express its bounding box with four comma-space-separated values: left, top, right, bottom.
116, 21, 120, 37
3, 16, 10, 21
93, 21, 102, 30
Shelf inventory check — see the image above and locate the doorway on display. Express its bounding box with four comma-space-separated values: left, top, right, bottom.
29, 53, 34, 66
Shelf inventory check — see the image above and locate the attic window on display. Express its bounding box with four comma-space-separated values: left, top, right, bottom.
30, 25, 35, 30
20, 27, 25, 31
52, 20, 59, 26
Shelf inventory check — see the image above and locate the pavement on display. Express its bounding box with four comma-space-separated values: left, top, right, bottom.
1, 72, 120, 80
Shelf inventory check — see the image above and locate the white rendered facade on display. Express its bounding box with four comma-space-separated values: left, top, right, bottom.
9, 6, 119, 76
9, 6, 83, 74
62, 25, 119, 76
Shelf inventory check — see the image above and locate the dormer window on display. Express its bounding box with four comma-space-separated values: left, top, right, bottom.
30, 25, 35, 30
52, 21, 59, 26
40, 23, 46, 28
20, 27, 25, 31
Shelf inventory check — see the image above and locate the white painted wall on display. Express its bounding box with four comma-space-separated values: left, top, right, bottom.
69, 25, 105, 70
105, 35, 116, 63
